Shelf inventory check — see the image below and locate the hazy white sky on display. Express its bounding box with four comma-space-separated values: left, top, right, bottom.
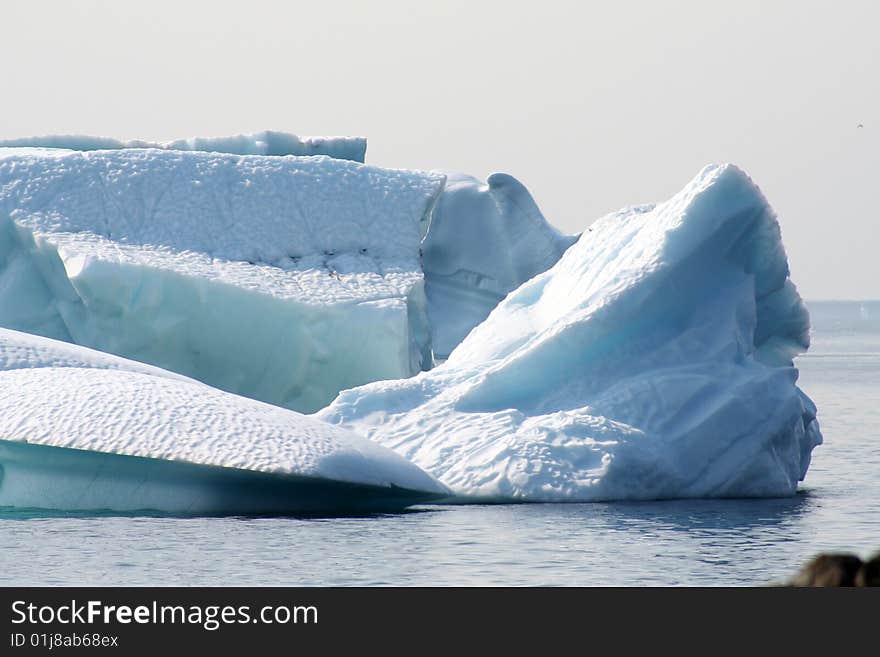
2, 0, 877, 299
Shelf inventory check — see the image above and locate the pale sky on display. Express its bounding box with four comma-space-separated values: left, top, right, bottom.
2, 0, 877, 299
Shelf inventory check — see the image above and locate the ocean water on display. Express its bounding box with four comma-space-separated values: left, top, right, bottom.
1, 301, 877, 586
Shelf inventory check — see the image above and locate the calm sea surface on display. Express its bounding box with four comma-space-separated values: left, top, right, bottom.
2, 301, 878, 586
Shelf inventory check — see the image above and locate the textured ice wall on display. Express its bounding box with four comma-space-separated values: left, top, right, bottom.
0, 148, 444, 412
0, 130, 367, 161
0, 328, 446, 513
319, 164, 822, 501
423, 172, 576, 358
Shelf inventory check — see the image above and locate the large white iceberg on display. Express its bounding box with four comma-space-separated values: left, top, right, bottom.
0, 130, 367, 161
0, 136, 571, 359
423, 172, 576, 358
318, 164, 822, 501
0, 328, 446, 514
0, 148, 443, 412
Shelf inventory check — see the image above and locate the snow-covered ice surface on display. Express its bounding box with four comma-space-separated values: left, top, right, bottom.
0, 131, 367, 162
0, 148, 443, 412
423, 172, 576, 358
0, 328, 446, 514
319, 164, 823, 502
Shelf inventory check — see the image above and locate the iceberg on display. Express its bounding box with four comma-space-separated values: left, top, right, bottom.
423, 172, 576, 358
0, 148, 444, 412
0, 130, 367, 162
0, 328, 447, 514
318, 164, 823, 502
0, 136, 575, 359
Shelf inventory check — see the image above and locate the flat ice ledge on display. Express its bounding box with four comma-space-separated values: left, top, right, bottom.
0, 148, 443, 412
0, 130, 367, 162
0, 440, 441, 515
0, 328, 447, 514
